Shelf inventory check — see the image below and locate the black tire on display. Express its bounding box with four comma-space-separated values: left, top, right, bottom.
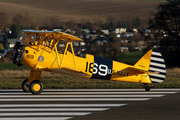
145, 86, 150, 91
22, 79, 30, 93
29, 80, 43, 95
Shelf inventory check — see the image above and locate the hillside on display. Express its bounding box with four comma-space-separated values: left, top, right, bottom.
0, 0, 166, 24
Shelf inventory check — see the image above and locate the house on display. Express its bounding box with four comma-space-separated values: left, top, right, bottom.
81, 29, 90, 34
8, 39, 18, 48
133, 28, 138, 33
64, 29, 76, 34
115, 28, 126, 34
53, 29, 63, 32
80, 34, 98, 40
101, 29, 109, 35
120, 47, 129, 52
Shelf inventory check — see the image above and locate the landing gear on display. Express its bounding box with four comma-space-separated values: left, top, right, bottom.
22, 79, 30, 92
145, 86, 150, 91
144, 83, 150, 91
29, 80, 44, 95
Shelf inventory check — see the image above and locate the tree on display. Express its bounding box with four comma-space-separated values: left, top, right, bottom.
0, 12, 8, 30
12, 14, 23, 29
50, 16, 60, 29
105, 32, 121, 61
12, 14, 23, 38
146, 0, 180, 67
0, 43, 4, 49
2, 35, 9, 49
24, 12, 35, 29
11, 24, 18, 38
66, 20, 77, 30
132, 16, 142, 28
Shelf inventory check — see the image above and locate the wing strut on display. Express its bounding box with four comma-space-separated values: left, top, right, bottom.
60, 39, 77, 69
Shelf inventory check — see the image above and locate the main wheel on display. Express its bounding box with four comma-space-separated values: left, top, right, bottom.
29, 80, 44, 95
145, 86, 150, 91
22, 79, 30, 93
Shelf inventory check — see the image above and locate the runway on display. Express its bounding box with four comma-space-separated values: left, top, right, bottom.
0, 89, 180, 120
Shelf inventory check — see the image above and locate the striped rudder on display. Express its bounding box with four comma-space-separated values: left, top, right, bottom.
149, 49, 166, 83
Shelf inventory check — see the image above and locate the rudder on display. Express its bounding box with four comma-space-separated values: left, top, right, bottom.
134, 49, 166, 83
149, 49, 166, 83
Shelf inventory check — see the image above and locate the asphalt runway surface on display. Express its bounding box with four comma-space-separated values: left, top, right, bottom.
0, 89, 180, 120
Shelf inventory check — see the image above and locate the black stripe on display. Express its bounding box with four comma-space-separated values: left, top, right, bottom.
149, 65, 166, 70
152, 49, 159, 53
149, 75, 165, 80
150, 60, 165, 65
151, 54, 163, 59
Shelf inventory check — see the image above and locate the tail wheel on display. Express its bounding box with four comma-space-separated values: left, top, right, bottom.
29, 80, 43, 95
22, 79, 30, 93
145, 86, 150, 91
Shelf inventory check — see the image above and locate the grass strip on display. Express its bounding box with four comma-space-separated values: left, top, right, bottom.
0, 68, 179, 89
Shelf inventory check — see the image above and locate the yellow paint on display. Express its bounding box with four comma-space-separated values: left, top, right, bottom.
22, 30, 154, 84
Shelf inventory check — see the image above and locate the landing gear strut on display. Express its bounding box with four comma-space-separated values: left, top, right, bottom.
144, 83, 150, 91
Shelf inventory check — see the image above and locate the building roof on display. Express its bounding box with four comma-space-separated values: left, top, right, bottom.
8, 39, 18, 44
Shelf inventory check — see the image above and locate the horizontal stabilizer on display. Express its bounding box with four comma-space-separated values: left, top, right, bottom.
128, 67, 157, 74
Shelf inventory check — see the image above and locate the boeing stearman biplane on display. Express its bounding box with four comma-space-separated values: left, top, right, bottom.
12, 30, 166, 94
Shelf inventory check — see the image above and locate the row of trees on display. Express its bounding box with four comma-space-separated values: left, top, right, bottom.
0, 11, 143, 38
1, 0, 180, 68
146, 0, 180, 68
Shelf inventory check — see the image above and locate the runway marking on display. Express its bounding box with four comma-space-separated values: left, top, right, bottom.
0, 104, 126, 107
0, 95, 165, 97
0, 108, 109, 112
0, 92, 177, 95
0, 89, 178, 120
0, 117, 72, 120
0, 98, 151, 101
43, 89, 180, 91
0, 89, 180, 92
0, 112, 91, 116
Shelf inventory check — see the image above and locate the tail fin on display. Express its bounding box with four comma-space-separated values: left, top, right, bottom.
134, 49, 166, 83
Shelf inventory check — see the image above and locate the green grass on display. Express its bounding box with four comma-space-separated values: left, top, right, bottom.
118, 52, 144, 65
0, 63, 29, 71
0, 68, 179, 89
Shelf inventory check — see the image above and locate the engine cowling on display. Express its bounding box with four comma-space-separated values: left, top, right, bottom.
12, 41, 25, 66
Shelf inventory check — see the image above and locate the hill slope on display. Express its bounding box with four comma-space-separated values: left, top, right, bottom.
0, 0, 165, 24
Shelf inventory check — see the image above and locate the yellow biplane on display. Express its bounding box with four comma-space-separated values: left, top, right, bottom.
12, 30, 166, 94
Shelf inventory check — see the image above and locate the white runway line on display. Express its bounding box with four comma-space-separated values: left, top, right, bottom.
0, 117, 72, 120
44, 89, 180, 91
0, 92, 177, 95
0, 89, 180, 92
0, 95, 165, 98
0, 108, 109, 112
0, 112, 91, 116
0, 98, 151, 101
0, 104, 127, 108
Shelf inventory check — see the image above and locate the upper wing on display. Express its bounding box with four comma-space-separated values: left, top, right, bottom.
23, 30, 83, 42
